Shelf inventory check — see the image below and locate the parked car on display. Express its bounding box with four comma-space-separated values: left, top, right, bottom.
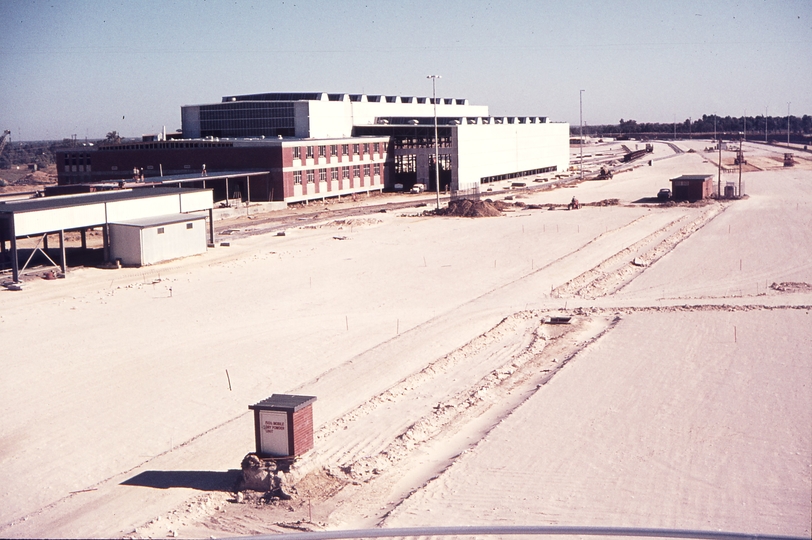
657, 188, 671, 201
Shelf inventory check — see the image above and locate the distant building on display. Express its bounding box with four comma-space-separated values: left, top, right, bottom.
670, 174, 714, 201
57, 92, 569, 204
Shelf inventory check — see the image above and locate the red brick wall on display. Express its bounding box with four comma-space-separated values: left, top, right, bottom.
291, 405, 314, 455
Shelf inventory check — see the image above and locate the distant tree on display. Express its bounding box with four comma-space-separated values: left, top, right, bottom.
105, 131, 122, 144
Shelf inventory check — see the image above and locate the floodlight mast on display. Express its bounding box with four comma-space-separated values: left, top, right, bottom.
428, 75, 442, 210
579, 90, 584, 181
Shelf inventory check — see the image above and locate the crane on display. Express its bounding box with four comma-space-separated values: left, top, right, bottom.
0, 130, 10, 159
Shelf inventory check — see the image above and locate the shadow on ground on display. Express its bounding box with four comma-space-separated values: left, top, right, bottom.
121, 470, 241, 491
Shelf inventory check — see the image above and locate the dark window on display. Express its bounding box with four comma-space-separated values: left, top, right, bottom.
157, 227, 165, 234
353, 165, 360, 178
307, 170, 315, 183
330, 145, 338, 157
363, 164, 370, 177
331, 168, 338, 181
294, 171, 302, 184
318, 146, 326, 158
342, 144, 349, 156
373, 142, 380, 153
319, 169, 327, 182
186, 223, 194, 229
306, 146, 314, 158
293, 147, 301, 159
342, 167, 350, 179
353, 144, 360, 155
363, 143, 370, 154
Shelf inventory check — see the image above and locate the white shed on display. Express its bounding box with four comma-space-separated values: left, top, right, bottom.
109, 214, 207, 266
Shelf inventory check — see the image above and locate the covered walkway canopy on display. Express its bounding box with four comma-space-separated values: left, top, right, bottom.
0, 187, 213, 282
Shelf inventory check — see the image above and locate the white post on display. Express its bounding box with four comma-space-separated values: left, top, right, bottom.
579, 90, 584, 181
428, 75, 442, 210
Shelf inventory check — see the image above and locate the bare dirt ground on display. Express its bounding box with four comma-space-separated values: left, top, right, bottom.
1, 141, 810, 539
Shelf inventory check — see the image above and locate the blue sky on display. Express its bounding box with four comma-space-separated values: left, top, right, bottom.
1, 0, 810, 141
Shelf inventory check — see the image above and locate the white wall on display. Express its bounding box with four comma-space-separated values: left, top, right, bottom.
110, 218, 207, 266
302, 101, 354, 138
454, 121, 570, 190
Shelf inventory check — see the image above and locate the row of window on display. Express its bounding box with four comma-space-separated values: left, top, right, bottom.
293, 164, 380, 184
394, 154, 452, 173
394, 137, 452, 150
292, 142, 383, 160
480, 165, 557, 183
99, 141, 234, 151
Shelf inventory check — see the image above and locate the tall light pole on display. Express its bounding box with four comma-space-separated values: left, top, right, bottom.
428, 75, 441, 210
579, 89, 584, 180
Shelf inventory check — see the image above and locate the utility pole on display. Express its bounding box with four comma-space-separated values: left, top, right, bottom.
579, 89, 584, 181
427, 75, 441, 210
738, 133, 743, 197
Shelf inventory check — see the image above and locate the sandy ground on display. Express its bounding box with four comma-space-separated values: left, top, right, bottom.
0, 141, 810, 539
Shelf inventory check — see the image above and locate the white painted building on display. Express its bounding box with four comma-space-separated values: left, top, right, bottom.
109, 214, 208, 266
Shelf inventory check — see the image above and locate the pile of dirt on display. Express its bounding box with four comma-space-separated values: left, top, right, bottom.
585, 198, 620, 207
439, 199, 502, 217
11, 171, 56, 186
770, 281, 812, 292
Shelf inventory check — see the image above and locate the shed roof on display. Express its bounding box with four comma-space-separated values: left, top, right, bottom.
0, 187, 207, 214
249, 394, 317, 412
670, 174, 713, 182
111, 213, 207, 228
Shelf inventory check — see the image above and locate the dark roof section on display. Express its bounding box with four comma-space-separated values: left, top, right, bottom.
0, 187, 209, 214
671, 174, 714, 182
224, 92, 325, 102
249, 394, 317, 412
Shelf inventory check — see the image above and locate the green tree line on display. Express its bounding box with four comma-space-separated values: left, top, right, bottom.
574, 114, 812, 139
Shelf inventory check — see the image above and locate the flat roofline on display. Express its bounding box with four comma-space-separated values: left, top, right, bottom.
0, 187, 211, 214
111, 213, 208, 228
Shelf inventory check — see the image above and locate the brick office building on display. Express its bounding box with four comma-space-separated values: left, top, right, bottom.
57, 92, 569, 204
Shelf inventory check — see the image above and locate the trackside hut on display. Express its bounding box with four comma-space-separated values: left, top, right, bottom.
670, 174, 714, 201
109, 214, 208, 266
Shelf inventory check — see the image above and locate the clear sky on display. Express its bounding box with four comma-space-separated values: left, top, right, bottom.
1, 0, 810, 141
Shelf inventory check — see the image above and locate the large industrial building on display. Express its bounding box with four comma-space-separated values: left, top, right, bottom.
57, 92, 569, 204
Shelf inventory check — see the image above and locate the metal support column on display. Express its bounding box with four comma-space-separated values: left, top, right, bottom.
10, 218, 19, 283
102, 224, 110, 262
43, 233, 49, 251
208, 208, 215, 246
59, 229, 66, 274
81, 228, 87, 249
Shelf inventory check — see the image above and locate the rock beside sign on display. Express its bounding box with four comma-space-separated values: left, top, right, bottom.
235, 453, 291, 499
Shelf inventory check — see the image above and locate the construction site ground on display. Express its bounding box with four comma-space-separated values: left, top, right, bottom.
0, 140, 810, 539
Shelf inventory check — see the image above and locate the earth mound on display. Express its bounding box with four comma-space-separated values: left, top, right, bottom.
440, 199, 503, 217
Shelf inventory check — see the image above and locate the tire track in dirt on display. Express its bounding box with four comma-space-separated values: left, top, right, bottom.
283, 313, 619, 529
554, 203, 728, 300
